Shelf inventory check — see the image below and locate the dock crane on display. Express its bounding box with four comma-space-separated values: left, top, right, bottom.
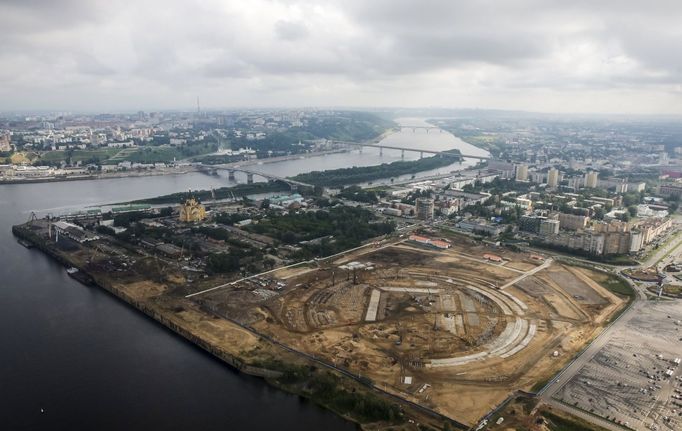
153, 253, 171, 282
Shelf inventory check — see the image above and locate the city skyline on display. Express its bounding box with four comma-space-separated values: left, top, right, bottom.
2, 0, 682, 114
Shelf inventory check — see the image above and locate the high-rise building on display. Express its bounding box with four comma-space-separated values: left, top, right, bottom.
547, 168, 559, 188
539, 219, 560, 236
515, 164, 528, 181
584, 171, 599, 188
519, 215, 543, 233
415, 198, 434, 221
0, 133, 11, 152
557, 213, 589, 231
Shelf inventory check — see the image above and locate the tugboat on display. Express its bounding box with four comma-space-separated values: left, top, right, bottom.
65, 267, 94, 286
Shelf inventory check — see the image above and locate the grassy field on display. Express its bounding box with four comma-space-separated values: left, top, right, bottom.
598, 274, 635, 298
101, 146, 185, 164
9, 151, 38, 164
33, 143, 218, 165
39, 148, 123, 164
544, 411, 611, 431
104, 147, 139, 163
594, 272, 637, 324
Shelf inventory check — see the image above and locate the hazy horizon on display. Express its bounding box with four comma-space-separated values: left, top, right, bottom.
2, 0, 682, 115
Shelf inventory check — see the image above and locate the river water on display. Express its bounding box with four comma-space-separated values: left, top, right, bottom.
243, 117, 489, 185
0, 119, 485, 430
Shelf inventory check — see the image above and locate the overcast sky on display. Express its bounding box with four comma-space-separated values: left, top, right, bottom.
1, 0, 681, 114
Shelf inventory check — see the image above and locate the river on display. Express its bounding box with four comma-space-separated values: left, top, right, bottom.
0, 119, 485, 430
223, 117, 489, 186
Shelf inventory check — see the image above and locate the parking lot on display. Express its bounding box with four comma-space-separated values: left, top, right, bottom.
555, 300, 682, 430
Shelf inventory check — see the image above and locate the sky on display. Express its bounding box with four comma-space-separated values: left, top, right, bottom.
1, 0, 681, 115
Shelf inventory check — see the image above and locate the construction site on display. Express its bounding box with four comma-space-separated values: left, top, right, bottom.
11, 197, 633, 428
193, 232, 628, 425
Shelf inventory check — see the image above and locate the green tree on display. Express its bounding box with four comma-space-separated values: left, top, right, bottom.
206, 253, 240, 273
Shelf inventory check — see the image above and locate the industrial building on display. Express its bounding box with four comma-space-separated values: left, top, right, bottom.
51, 221, 100, 243
456, 219, 507, 236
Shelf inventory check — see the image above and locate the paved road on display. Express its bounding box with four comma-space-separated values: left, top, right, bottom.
498, 258, 553, 290
642, 227, 682, 269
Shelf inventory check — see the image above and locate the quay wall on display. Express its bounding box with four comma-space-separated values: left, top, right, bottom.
12, 223, 468, 430
11, 224, 281, 380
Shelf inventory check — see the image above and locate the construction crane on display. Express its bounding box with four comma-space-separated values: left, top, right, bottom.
153, 253, 169, 282
178, 241, 185, 262
88, 244, 101, 264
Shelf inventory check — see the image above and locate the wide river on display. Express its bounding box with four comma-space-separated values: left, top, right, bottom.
0, 119, 486, 430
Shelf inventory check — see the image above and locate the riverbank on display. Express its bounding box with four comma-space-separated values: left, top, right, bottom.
426, 119, 504, 157
11, 222, 461, 430
0, 167, 198, 185
0, 148, 356, 186
121, 182, 292, 205
289, 155, 460, 187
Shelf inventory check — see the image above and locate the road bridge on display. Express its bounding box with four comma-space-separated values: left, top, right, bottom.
397, 125, 442, 133
331, 140, 490, 161
199, 164, 313, 190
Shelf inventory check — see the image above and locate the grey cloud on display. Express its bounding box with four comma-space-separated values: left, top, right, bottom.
274, 20, 309, 41
0, 0, 681, 113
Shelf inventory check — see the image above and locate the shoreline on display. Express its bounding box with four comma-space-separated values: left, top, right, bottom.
0, 149, 351, 186
11, 223, 466, 430
10, 225, 276, 378
0, 168, 198, 186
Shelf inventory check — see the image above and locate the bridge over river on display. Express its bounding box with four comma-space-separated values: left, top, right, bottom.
196, 139, 490, 191
330, 140, 490, 161
197, 164, 313, 190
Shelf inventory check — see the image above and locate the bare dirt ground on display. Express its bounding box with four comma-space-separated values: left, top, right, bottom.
22, 219, 628, 428
195, 233, 626, 426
